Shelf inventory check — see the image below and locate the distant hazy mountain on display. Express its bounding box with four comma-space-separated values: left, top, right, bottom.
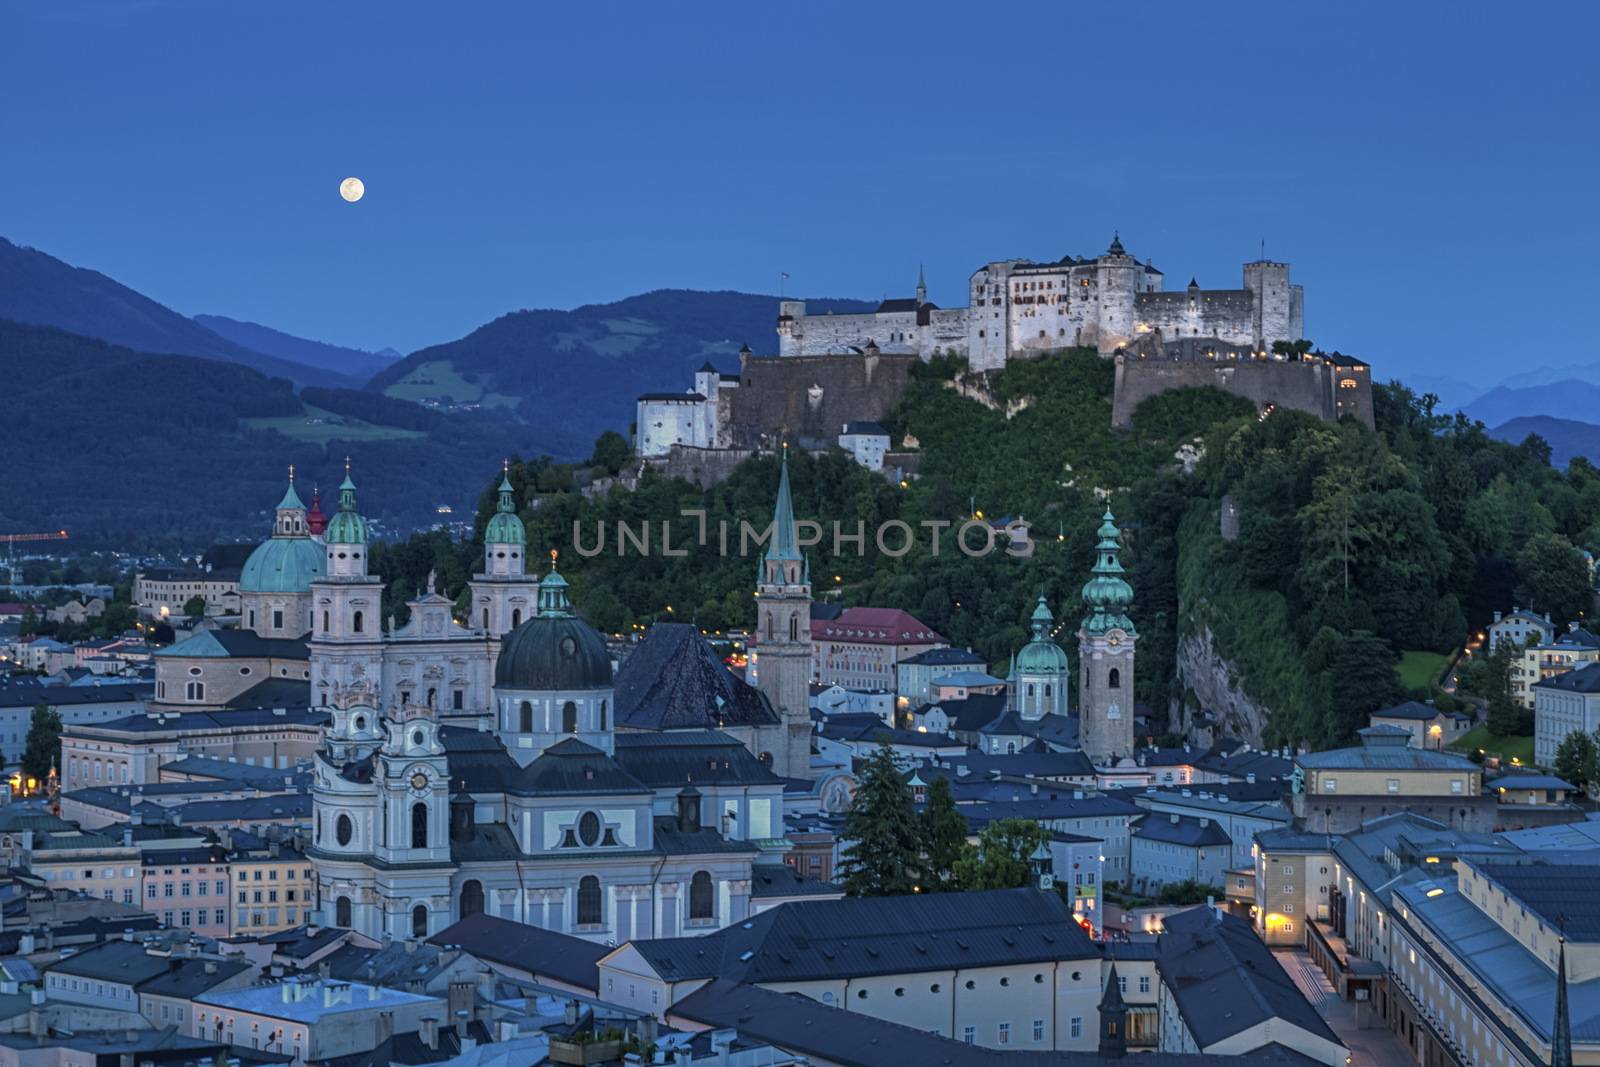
1400, 373, 1485, 414
195, 314, 398, 381
0, 319, 573, 540
0, 236, 353, 389
1499, 359, 1600, 391
1463, 378, 1600, 428
1490, 415, 1600, 468
369, 289, 876, 443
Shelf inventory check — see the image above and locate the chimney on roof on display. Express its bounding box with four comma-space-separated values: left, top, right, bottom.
1170, 814, 1179, 824
1246, 773, 1256, 784
375, 1010, 394, 1048
419, 1016, 439, 1050
564, 1000, 579, 1025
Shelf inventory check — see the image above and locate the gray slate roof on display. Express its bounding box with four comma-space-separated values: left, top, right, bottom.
1157, 907, 1341, 1050
1535, 662, 1600, 694
631, 887, 1096, 984
428, 913, 607, 990
614, 623, 779, 730
1134, 813, 1233, 848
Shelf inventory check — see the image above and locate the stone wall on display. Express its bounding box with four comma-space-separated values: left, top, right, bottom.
639, 445, 758, 489
726, 352, 919, 450
1112, 353, 1374, 430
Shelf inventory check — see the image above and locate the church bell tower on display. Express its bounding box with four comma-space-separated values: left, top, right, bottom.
753, 452, 813, 780
1078, 508, 1137, 764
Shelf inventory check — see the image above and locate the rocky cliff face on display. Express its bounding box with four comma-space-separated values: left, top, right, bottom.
1174, 627, 1271, 745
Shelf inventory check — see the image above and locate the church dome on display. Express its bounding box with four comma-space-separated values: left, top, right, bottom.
240, 536, 326, 594
484, 472, 525, 545
1015, 595, 1069, 674
494, 571, 613, 691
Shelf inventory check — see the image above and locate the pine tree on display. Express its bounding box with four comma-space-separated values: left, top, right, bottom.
21, 704, 62, 781
918, 776, 968, 890
1484, 643, 1520, 737
838, 742, 921, 896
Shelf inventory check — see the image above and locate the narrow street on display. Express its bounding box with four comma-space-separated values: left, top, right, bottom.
1274, 950, 1416, 1067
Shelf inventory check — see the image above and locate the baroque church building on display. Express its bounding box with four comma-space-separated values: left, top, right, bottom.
307, 461, 822, 942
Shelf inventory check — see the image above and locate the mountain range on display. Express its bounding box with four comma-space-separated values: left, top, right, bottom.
5, 231, 1599, 541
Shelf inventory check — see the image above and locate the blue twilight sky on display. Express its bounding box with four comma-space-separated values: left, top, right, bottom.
4, 0, 1596, 388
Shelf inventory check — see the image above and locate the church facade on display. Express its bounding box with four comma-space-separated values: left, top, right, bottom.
305, 462, 819, 942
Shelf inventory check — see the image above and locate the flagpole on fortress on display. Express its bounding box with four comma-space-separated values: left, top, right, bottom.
780, 271, 789, 297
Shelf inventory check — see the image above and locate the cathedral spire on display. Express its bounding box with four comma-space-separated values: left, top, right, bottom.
1099, 958, 1128, 1058
765, 450, 802, 564
484, 461, 526, 547
1554, 929, 1573, 1067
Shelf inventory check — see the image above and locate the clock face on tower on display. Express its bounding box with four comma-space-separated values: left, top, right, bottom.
410, 771, 429, 792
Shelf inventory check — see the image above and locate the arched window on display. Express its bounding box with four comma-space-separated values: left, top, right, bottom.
321, 610, 330, 632
789, 615, 798, 641
511, 609, 522, 628
562, 701, 578, 734
599, 700, 608, 730
411, 803, 428, 849
335, 896, 352, 927
186, 681, 205, 702
1044, 684, 1052, 697
577, 876, 602, 926
412, 904, 428, 938
689, 871, 714, 920
426, 688, 436, 708
519, 701, 533, 733
460, 880, 484, 919
1108, 668, 1121, 689
1007, 743, 1017, 754
1026, 684, 1034, 698
481, 608, 489, 630
352, 610, 364, 634
335, 814, 353, 847
764, 612, 773, 640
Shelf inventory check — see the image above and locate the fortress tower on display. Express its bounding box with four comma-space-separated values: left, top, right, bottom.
1078, 508, 1137, 764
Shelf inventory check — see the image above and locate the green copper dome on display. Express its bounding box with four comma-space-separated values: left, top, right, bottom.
1082, 508, 1136, 636
239, 536, 325, 594
1015, 595, 1069, 674
323, 473, 368, 545
494, 567, 612, 691
484, 473, 525, 545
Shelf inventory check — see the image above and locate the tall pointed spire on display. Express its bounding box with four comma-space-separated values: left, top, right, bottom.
276, 464, 307, 513
765, 449, 802, 564
324, 458, 368, 545
1553, 930, 1573, 1067
1099, 958, 1128, 1058
485, 460, 526, 546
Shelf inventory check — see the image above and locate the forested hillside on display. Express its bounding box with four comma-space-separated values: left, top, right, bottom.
370, 348, 1600, 748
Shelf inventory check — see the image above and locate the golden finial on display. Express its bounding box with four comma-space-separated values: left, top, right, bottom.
502, 457, 510, 474
549, 548, 559, 571
288, 463, 295, 483
344, 455, 352, 474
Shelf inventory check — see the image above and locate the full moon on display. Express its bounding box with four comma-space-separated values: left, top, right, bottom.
339, 177, 365, 203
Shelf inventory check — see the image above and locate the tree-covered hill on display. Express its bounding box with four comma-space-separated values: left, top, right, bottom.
376, 348, 1600, 750
367, 290, 875, 443
0, 321, 558, 545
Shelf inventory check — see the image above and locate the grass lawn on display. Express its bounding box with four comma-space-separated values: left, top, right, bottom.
383, 359, 484, 404
1398, 649, 1450, 690
243, 405, 425, 445
1449, 724, 1536, 766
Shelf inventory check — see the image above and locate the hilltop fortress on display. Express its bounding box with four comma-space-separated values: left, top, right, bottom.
778, 234, 1304, 369
635, 235, 1372, 464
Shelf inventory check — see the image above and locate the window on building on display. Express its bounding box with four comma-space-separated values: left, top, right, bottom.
562, 701, 578, 734
453, 689, 464, 711
577, 875, 603, 926
412, 904, 428, 937
1108, 667, 1120, 689
185, 681, 205, 702
352, 610, 364, 633
519, 701, 533, 732
998, 1022, 1011, 1045
1033, 1020, 1045, 1041
460, 880, 484, 919
335, 814, 353, 846
411, 802, 428, 849
1139, 975, 1150, 993
963, 1027, 976, 1045
272, 610, 283, 630
689, 871, 714, 920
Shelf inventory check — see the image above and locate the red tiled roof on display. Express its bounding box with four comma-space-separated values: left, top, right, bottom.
814, 607, 945, 645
